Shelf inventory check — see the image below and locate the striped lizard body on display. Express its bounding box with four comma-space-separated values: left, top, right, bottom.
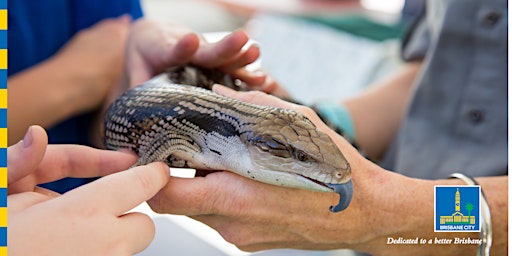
104, 67, 353, 212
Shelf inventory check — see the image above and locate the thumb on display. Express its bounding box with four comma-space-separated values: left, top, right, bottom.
147, 171, 248, 216
7, 126, 48, 186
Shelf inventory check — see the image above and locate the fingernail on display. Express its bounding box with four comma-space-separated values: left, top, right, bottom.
23, 126, 33, 148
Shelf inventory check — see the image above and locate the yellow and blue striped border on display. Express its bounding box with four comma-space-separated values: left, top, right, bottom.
0, 0, 6, 254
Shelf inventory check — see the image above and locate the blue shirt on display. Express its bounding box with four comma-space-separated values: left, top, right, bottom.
9, 0, 143, 192
381, 0, 508, 179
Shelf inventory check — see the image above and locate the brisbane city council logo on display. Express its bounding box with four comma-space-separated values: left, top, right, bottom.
434, 186, 481, 232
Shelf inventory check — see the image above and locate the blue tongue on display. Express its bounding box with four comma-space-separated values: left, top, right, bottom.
326, 180, 353, 212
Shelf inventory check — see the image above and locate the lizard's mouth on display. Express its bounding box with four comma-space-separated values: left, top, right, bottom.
296, 174, 353, 213
325, 180, 353, 212
196, 170, 353, 213
298, 174, 331, 187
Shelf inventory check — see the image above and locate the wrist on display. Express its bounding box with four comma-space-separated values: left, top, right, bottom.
360, 177, 482, 255
337, 158, 415, 249
371, 172, 431, 240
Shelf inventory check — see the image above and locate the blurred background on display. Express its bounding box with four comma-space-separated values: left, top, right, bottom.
139, 0, 425, 104
140, 0, 420, 32
135, 1, 424, 255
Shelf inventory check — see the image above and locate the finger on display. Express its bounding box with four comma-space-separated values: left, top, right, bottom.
31, 145, 137, 185
192, 29, 249, 68
228, 68, 286, 98
230, 68, 267, 86
128, 33, 200, 86
7, 192, 52, 213
218, 44, 260, 73
213, 84, 296, 110
229, 69, 285, 99
118, 212, 156, 254
65, 162, 170, 216
7, 125, 48, 184
164, 33, 200, 67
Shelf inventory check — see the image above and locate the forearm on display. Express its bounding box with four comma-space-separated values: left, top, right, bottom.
315, 107, 508, 255
343, 62, 422, 160
8, 58, 92, 144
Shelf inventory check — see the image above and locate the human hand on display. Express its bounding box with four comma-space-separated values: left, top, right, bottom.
181, 86, 490, 256
145, 86, 414, 253
91, 19, 281, 147
124, 19, 279, 92
48, 15, 131, 114
8, 125, 138, 194
8, 126, 170, 255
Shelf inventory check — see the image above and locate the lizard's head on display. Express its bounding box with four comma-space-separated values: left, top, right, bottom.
241, 108, 353, 212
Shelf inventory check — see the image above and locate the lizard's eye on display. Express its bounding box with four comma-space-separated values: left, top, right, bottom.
295, 150, 310, 162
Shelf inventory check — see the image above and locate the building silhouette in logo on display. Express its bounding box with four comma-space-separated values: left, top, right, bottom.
439, 188, 476, 224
